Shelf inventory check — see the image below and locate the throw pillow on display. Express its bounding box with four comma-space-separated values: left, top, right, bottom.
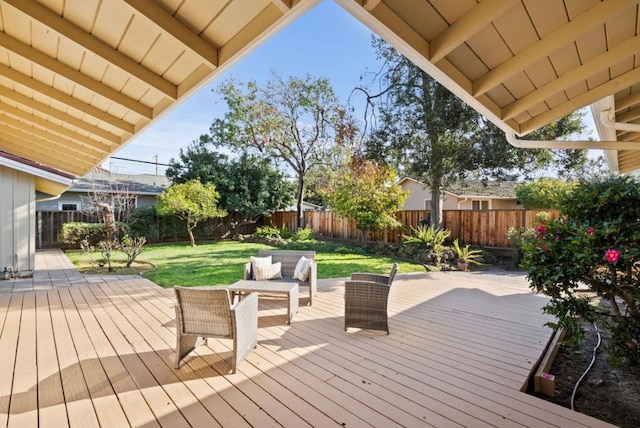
254, 262, 282, 281
293, 256, 311, 281
250, 255, 272, 279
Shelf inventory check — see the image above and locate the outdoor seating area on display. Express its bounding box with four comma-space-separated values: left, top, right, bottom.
0, 250, 613, 427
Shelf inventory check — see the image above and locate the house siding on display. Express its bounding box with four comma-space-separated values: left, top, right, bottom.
402, 180, 432, 210
0, 165, 36, 274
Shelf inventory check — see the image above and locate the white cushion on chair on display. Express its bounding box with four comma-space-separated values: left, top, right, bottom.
293, 256, 311, 281
250, 255, 272, 279
254, 262, 282, 281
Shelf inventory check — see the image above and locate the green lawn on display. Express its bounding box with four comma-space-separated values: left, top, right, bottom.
65, 240, 425, 288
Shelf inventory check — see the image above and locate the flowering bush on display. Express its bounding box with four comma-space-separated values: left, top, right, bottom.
522, 176, 640, 365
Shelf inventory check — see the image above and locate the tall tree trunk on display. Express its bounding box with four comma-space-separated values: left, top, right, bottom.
296, 174, 305, 229
188, 227, 196, 247
429, 186, 442, 228
95, 202, 118, 244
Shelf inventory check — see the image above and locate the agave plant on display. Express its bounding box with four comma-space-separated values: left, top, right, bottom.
452, 239, 483, 264
403, 225, 450, 251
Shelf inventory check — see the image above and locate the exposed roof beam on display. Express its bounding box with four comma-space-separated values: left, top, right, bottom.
364, 0, 382, 12
502, 34, 640, 120
0, 63, 135, 134
615, 91, 640, 111
0, 117, 108, 156
270, 0, 292, 13
122, 0, 218, 68
473, 0, 634, 97
5, 0, 177, 100
0, 86, 126, 143
615, 105, 640, 124
0, 126, 104, 162
0, 32, 153, 119
520, 65, 640, 134
429, 0, 519, 63
0, 134, 95, 171
0, 103, 112, 152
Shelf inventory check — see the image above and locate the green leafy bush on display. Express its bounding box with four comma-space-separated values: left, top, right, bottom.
292, 225, 314, 241
253, 225, 282, 239
522, 176, 640, 365
62, 222, 130, 247
403, 225, 450, 252
62, 222, 107, 246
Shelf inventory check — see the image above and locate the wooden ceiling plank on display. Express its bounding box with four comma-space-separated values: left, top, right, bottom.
473, 0, 635, 97
0, 86, 125, 143
430, 0, 519, 63
520, 65, 640, 134
616, 105, 640, 123
5, 0, 178, 100
0, 63, 135, 134
616, 91, 640, 111
0, 139, 89, 175
0, 128, 99, 162
0, 134, 96, 169
0, 103, 112, 152
0, 116, 107, 155
0, 32, 153, 119
122, 0, 219, 68
503, 33, 640, 120
271, 0, 292, 13
364, 0, 382, 12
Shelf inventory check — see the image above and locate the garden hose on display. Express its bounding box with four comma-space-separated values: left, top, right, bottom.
570, 323, 602, 411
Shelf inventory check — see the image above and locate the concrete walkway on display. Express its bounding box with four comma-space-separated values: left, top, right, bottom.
0, 249, 139, 293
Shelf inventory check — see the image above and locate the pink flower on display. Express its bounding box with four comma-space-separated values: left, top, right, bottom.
535, 225, 547, 234
605, 249, 620, 263
542, 244, 548, 250
587, 227, 595, 235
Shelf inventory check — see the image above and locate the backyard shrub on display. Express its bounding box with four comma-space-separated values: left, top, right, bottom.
403, 225, 450, 252
522, 176, 640, 365
292, 225, 314, 241
253, 225, 282, 239
62, 222, 130, 247
120, 234, 147, 268
62, 222, 107, 246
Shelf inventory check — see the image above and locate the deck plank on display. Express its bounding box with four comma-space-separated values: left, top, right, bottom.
35, 291, 69, 428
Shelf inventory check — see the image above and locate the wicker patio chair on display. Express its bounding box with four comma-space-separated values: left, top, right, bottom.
173, 286, 258, 374
344, 263, 398, 334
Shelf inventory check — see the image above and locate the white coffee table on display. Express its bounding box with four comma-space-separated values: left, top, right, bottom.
228, 280, 299, 324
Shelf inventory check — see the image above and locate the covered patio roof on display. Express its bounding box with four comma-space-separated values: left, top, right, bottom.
1, 0, 639, 189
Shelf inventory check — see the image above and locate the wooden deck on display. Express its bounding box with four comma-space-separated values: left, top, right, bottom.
0, 250, 612, 427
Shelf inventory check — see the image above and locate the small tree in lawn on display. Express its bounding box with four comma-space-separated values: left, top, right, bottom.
167, 146, 294, 239
156, 180, 226, 247
324, 157, 408, 241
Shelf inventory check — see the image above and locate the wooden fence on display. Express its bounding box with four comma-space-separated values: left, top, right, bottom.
39, 208, 558, 249
267, 209, 558, 247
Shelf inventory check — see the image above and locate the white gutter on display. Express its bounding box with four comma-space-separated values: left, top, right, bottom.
457, 197, 468, 209
505, 129, 640, 151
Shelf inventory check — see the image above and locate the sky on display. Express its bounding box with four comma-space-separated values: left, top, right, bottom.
105, 0, 599, 176
105, 0, 383, 175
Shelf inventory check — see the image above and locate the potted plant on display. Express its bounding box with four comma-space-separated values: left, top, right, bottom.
452, 239, 483, 271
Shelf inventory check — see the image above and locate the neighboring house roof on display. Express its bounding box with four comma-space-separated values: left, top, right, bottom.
69, 170, 171, 196
446, 180, 518, 199
398, 177, 518, 199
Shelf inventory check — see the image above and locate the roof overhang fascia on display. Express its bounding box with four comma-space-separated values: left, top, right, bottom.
0, 152, 74, 195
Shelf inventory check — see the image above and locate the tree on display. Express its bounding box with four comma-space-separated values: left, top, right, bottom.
203, 73, 357, 228
155, 180, 226, 247
515, 178, 576, 209
167, 144, 294, 238
324, 157, 408, 239
357, 37, 588, 227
